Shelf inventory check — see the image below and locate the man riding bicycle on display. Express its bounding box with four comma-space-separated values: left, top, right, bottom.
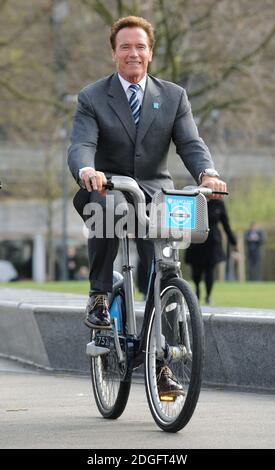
68, 16, 226, 394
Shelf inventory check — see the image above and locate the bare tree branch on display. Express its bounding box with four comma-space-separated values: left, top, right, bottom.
81, 0, 115, 25
80, 0, 140, 23
0, 6, 51, 48
0, 77, 72, 114
189, 24, 275, 99
155, 0, 179, 81
189, 0, 219, 28
197, 96, 251, 125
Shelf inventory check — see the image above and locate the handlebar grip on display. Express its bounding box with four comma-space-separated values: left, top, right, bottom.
212, 190, 229, 195
105, 177, 114, 190
198, 186, 229, 196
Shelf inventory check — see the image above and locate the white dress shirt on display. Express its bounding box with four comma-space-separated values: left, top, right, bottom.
117, 73, 147, 105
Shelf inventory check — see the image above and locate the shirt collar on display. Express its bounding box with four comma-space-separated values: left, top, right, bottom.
118, 73, 147, 94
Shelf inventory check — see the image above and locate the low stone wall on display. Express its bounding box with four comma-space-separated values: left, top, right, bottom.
0, 288, 275, 392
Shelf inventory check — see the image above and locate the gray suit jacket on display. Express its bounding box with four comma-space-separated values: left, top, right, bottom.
68, 73, 215, 196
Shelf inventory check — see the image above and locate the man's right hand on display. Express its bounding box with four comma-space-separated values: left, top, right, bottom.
79, 167, 107, 193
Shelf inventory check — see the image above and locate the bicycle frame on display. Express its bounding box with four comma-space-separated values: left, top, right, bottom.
87, 175, 226, 431
118, 227, 181, 367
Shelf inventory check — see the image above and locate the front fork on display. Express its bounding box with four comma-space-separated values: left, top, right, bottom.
153, 241, 192, 363
154, 241, 181, 360
154, 269, 165, 358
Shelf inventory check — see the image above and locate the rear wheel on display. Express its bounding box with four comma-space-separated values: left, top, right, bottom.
144, 278, 204, 432
91, 291, 131, 419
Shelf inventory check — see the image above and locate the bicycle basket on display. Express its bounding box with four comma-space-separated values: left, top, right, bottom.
148, 189, 209, 243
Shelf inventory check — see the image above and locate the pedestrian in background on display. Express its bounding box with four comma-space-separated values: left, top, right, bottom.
244, 222, 265, 281
185, 199, 238, 305
67, 246, 78, 280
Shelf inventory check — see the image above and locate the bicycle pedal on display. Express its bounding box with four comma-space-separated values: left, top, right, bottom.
159, 393, 177, 402
86, 340, 109, 357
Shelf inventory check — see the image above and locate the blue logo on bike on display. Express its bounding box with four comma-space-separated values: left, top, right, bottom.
109, 295, 122, 333
165, 195, 196, 230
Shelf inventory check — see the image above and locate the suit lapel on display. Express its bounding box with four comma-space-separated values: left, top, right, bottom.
107, 73, 136, 144
107, 73, 161, 145
137, 75, 161, 144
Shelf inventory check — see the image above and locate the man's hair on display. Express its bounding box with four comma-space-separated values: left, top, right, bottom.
110, 16, 155, 50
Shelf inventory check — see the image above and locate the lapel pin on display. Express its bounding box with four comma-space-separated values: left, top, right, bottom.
153, 102, 160, 109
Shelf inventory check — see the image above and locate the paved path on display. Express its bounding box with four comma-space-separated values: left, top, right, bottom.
0, 358, 274, 449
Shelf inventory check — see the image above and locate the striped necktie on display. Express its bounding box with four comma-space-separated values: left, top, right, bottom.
128, 84, 141, 126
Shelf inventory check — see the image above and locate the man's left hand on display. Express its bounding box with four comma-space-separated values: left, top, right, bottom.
200, 176, 227, 199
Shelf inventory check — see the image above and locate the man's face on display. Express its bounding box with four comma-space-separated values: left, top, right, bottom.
112, 27, 153, 83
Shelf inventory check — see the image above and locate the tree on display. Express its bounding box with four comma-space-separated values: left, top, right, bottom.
0, 0, 275, 180
79, 0, 275, 145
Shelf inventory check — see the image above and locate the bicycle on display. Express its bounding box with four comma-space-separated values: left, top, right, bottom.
86, 175, 227, 432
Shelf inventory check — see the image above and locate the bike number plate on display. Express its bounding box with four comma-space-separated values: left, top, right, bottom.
95, 333, 111, 348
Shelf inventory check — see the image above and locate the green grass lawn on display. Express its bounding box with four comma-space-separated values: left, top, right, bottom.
0, 280, 274, 309
199, 281, 275, 309
0, 280, 90, 295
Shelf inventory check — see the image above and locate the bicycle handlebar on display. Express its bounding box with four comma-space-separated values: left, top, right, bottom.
105, 178, 228, 197
179, 185, 228, 196
105, 176, 150, 229
102, 177, 228, 232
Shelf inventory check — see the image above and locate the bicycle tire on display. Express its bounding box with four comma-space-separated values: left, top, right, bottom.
91, 290, 132, 420
144, 277, 204, 432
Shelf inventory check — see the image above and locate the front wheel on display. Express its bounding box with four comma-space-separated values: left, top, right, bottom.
144, 278, 204, 432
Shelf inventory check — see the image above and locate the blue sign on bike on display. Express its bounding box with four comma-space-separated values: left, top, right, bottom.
109, 295, 122, 334
164, 195, 196, 230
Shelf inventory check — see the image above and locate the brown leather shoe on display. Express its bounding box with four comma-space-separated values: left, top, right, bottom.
157, 365, 185, 398
84, 294, 111, 329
